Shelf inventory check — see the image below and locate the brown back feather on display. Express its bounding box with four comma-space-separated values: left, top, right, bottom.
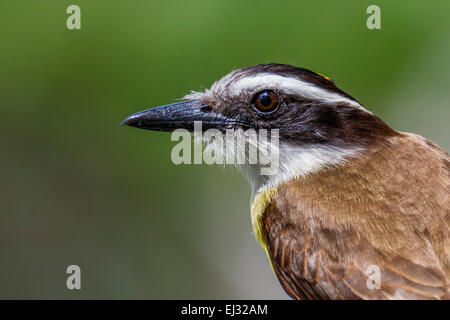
264, 133, 449, 299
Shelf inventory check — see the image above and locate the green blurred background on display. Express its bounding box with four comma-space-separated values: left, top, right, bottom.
1, 1, 449, 299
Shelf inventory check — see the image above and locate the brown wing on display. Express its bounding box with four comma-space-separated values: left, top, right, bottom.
265, 201, 449, 299
263, 133, 450, 300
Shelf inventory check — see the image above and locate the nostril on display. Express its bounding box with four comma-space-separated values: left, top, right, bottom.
200, 105, 213, 112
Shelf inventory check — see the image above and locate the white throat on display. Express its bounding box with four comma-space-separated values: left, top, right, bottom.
197, 129, 364, 196
240, 143, 364, 196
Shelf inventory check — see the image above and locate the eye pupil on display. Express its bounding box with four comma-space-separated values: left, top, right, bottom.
254, 90, 279, 113
259, 93, 272, 107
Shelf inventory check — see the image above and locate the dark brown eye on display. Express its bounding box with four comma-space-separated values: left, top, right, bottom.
254, 91, 279, 113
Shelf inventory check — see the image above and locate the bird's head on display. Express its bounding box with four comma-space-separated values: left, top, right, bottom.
122, 64, 397, 193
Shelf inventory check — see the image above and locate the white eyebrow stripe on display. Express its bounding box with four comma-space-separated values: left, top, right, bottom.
228, 74, 369, 112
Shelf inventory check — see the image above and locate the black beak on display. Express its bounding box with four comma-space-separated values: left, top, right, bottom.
121, 100, 240, 132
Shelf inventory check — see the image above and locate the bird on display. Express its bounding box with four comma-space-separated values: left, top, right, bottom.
122, 63, 449, 299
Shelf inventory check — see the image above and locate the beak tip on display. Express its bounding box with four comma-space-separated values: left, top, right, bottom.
120, 115, 136, 127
